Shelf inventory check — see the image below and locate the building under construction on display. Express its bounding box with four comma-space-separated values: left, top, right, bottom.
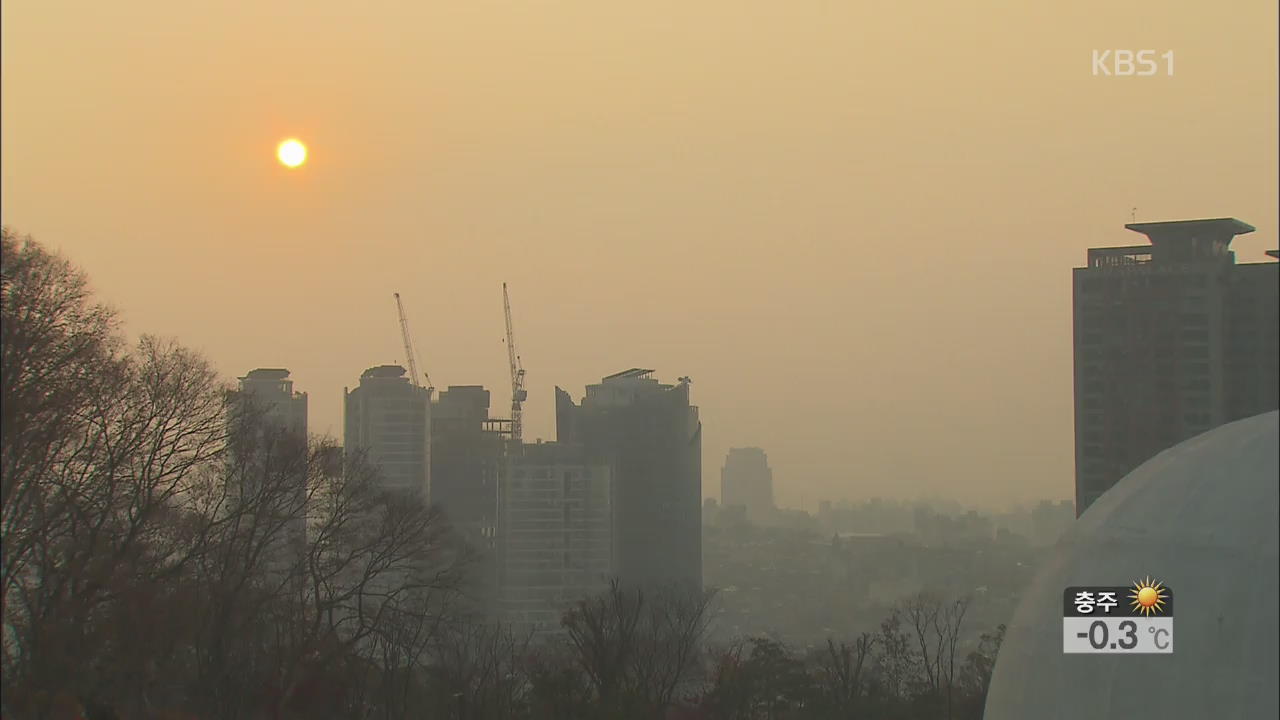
498, 441, 612, 637
430, 385, 509, 546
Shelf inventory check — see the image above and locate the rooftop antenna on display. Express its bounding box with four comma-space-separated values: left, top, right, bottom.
1131, 207, 1138, 222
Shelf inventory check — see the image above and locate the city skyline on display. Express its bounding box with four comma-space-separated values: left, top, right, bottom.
4, 0, 1277, 509
5, 224, 1273, 513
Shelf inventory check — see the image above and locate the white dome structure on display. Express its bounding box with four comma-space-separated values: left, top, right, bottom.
985, 411, 1278, 719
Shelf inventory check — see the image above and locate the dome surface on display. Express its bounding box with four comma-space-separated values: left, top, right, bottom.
984, 411, 1278, 719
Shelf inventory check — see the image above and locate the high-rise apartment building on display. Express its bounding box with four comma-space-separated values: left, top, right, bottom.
498, 442, 611, 636
231, 368, 308, 438
556, 369, 702, 588
343, 365, 431, 498
721, 447, 775, 525
227, 368, 309, 567
1073, 218, 1278, 515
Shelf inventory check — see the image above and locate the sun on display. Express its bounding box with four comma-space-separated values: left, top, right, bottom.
277, 139, 307, 168
1129, 577, 1167, 616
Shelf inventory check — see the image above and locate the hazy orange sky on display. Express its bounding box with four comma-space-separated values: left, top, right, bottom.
4, 1, 1276, 510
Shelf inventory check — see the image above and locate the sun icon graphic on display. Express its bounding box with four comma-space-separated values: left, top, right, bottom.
1129, 577, 1168, 616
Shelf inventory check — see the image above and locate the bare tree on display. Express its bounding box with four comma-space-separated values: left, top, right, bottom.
813, 632, 876, 716
562, 580, 717, 718
701, 640, 752, 720
631, 583, 718, 712
956, 623, 1005, 719
271, 445, 465, 719
425, 620, 532, 720
874, 608, 915, 702
525, 642, 592, 720
2, 231, 468, 719
701, 637, 813, 720
898, 591, 970, 719
901, 592, 942, 694
2, 323, 226, 713
562, 579, 646, 714
2, 228, 124, 691
937, 596, 970, 719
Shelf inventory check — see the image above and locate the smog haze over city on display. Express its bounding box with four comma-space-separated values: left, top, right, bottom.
4, 1, 1277, 509
6, 1, 1280, 719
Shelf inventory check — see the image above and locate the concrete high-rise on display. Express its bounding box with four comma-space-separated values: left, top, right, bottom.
720, 447, 775, 525
227, 368, 309, 566
231, 368, 308, 437
343, 365, 431, 498
498, 442, 611, 636
1072, 218, 1278, 515
556, 369, 701, 588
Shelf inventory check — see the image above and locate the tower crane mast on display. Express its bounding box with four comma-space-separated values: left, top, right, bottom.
503, 283, 526, 442
394, 293, 432, 389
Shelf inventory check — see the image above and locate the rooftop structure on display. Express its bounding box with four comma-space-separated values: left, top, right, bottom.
1072, 217, 1278, 515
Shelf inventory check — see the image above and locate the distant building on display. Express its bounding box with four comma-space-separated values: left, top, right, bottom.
556, 369, 702, 588
498, 442, 611, 637
1072, 218, 1278, 516
1029, 499, 1074, 546
912, 507, 994, 545
343, 365, 431, 498
227, 368, 309, 568
720, 447, 775, 524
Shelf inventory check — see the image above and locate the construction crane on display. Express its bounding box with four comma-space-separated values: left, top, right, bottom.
394, 293, 432, 390
503, 283, 527, 442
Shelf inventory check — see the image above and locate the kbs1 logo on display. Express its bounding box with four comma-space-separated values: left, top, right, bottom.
1092, 50, 1175, 76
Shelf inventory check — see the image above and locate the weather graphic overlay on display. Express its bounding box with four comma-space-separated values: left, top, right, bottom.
1062, 579, 1173, 654
1130, 577, 1168, 616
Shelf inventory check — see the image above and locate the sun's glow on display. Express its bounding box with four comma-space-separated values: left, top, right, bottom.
1129, 577, 1167, 616
277, 139, 307, 168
